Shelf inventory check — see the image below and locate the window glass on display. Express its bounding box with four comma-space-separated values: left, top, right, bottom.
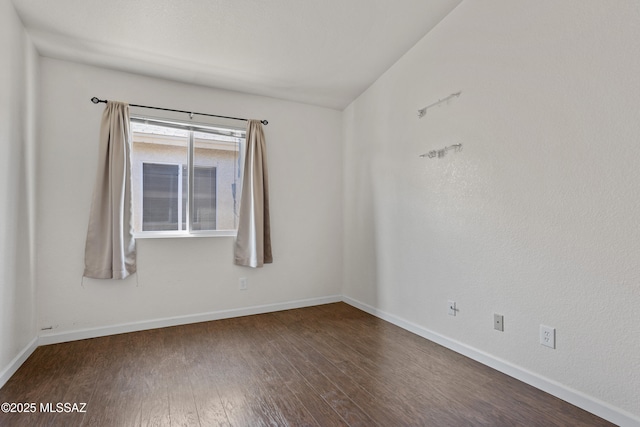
193, 166, 217, 230
142, 163, 184, 231
130, 117, 244, 235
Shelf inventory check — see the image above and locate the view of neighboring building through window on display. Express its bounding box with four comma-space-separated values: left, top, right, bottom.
130, 117, 244, 234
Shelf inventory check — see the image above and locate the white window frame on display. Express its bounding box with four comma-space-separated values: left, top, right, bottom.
131, 115, 244, 239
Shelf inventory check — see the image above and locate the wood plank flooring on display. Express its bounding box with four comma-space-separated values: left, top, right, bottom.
0, 303, 614, 426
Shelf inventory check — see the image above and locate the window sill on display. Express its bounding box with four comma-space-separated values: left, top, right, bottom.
134, 230, 237, 239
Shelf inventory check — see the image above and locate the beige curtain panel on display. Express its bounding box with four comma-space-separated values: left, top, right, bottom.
83, 101, 136, 279
234, 120, 272, 267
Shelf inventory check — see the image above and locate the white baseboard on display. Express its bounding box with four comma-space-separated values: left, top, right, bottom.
0, 336, 38, 389
38, 295, 342, 346
342, 296, 639, 427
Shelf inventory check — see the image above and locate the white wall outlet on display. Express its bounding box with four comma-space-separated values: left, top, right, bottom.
239, 277, 248, 290
540, 325, 555, 349
448, 300, 457, 316
494, 314, 504, 331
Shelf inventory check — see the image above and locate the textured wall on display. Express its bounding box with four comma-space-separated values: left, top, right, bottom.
37, 58, 343, 334
343, 0, 640, 420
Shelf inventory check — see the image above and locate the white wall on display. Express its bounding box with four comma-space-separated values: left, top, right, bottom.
343, 0, 640, 422
37, 58, 343, 335
0, 0, 38, 378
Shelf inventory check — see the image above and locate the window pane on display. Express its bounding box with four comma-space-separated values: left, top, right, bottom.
193, 132, 242, 231
181, 166, 187, 231
131, 122, 188, 232
192, 166, 217, 230
142, 164, 180, 231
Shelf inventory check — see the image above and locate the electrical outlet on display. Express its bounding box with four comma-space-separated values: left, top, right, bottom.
494, 314, 504, 331
239, 277, 248, 290
448, 300, 457, 316
540, 325, 555, 349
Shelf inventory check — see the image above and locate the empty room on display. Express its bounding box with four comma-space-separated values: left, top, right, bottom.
1, 0, 639, 425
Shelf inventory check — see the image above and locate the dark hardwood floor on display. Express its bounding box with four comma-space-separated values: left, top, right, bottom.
0, 303, 614, 426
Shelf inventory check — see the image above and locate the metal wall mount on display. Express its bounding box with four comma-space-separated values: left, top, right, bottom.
419, 143, 462, 159
417, 91, 461, 118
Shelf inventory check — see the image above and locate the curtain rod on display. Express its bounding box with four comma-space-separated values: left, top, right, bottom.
417, 91, 461, 118
90, 97, 268, 126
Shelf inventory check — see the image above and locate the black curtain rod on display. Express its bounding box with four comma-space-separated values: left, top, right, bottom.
90, 97, 268, 126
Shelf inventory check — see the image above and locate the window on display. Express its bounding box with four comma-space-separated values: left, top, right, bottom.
141, 163, 186, 231
131, 116, 245, 236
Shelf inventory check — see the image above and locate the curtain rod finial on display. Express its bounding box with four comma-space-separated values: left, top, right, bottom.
91, 97, 103, 104
261, 120, 268, 126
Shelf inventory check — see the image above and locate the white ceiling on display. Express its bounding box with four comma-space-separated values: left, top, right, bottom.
11, 0, 462, 110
